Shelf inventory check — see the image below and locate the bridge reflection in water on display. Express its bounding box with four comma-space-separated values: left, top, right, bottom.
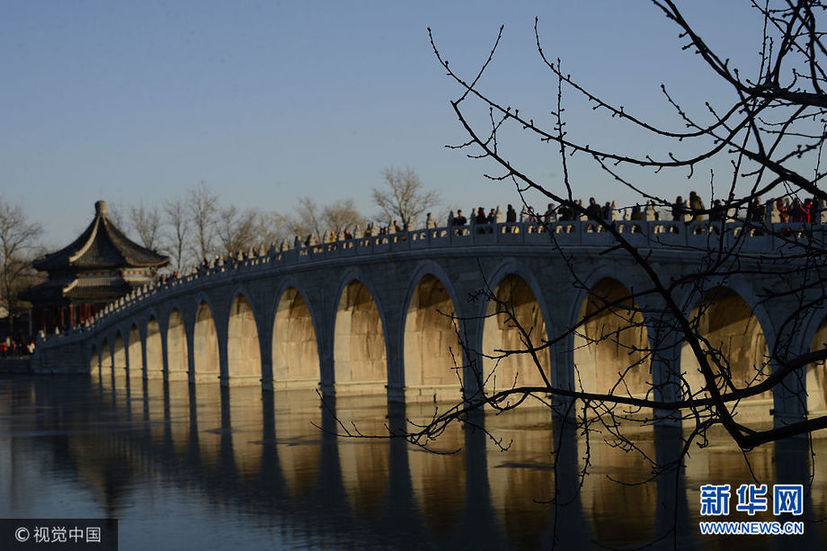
3, 375, 824, 550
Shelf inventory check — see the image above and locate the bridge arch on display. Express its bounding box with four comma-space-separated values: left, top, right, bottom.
101, 337, 111, 368
333, 275, 388, 393
110, 330, 126, 390
113, 330, 126, 369
572, 276, 651, 400
145, 314, 163, 379
166, 307, 189, 380
806, 315, 827, 414
193, 299, 220, 382
127, 323, 143, 380
796, 304, 827, 416
271, 282, 320, 389
402, 263, 464, 402
88, 343, 99, 373
679, 284, 773, 424
480, 263, 552, 397
675, 276, 777, 351
99, 337, 112, 389
226, 291, 262, 383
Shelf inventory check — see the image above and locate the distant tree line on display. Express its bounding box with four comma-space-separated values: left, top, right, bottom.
0, 197, 43, 334
99, 165, 442, 272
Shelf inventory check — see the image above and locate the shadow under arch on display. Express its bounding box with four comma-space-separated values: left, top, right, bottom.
194, 301, 220, 382
573, 277, 651, 401
166, 308, 189, 381
145, 315, 163, 379
272, 286, 320, 389
227, 293, 262, 384
481, 272, 551, 398
403, 272, 463, 403
680, 286, 772, 426
333, 278, 387, 395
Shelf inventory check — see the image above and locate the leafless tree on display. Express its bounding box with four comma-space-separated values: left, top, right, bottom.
162, 197, 191, 271
337, 5, 827, 547
373, 166, 440, 229
255, 211, 293, 249
103, 201, 127, 230
216, 204, 259, 255
0, 199, 42, 333
128, 202, 162, 250
187, 182, 219, 261
294, 196, 325, 242
418, 0, 827, 450
323, 198, 364, 235
289, 196, 366, 241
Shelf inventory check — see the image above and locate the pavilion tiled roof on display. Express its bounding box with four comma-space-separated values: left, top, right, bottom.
33, 201, 169, 271
20, 277, 136, 303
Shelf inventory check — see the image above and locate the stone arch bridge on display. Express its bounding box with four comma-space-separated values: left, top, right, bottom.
34, 219, 827, 424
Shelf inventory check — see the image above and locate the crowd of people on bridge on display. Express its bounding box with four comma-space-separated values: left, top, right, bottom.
220, 192, 826, 261
68, 189, 826, 340
0, 335, 35, 356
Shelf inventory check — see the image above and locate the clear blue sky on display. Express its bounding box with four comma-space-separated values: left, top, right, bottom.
1, 1, 762, 247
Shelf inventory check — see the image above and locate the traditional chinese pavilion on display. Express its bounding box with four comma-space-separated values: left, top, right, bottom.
22, 200, 169, 333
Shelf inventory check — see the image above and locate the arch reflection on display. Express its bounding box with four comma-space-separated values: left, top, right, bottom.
579, 427, 657, 547
335, 394, 389, 517
406, 401, 466, 537
273, 388, 322, 498
227, 386, 264, 477
486, 408, 556, 549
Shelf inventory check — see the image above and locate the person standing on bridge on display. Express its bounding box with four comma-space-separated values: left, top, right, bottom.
671, 196, 685, 222
454, 209, 467, 226
689, 191, 705, 221
586, 197, 602, 220
542, 203, 556, 223
426, 213, 437, 229
747, 197, 765, 223
506, 204, 517, 223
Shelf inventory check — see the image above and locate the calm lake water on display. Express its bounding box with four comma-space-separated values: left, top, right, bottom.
0, 374, 824, 550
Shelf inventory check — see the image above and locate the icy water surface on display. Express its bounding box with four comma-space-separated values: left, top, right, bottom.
0, 375, 824, 550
